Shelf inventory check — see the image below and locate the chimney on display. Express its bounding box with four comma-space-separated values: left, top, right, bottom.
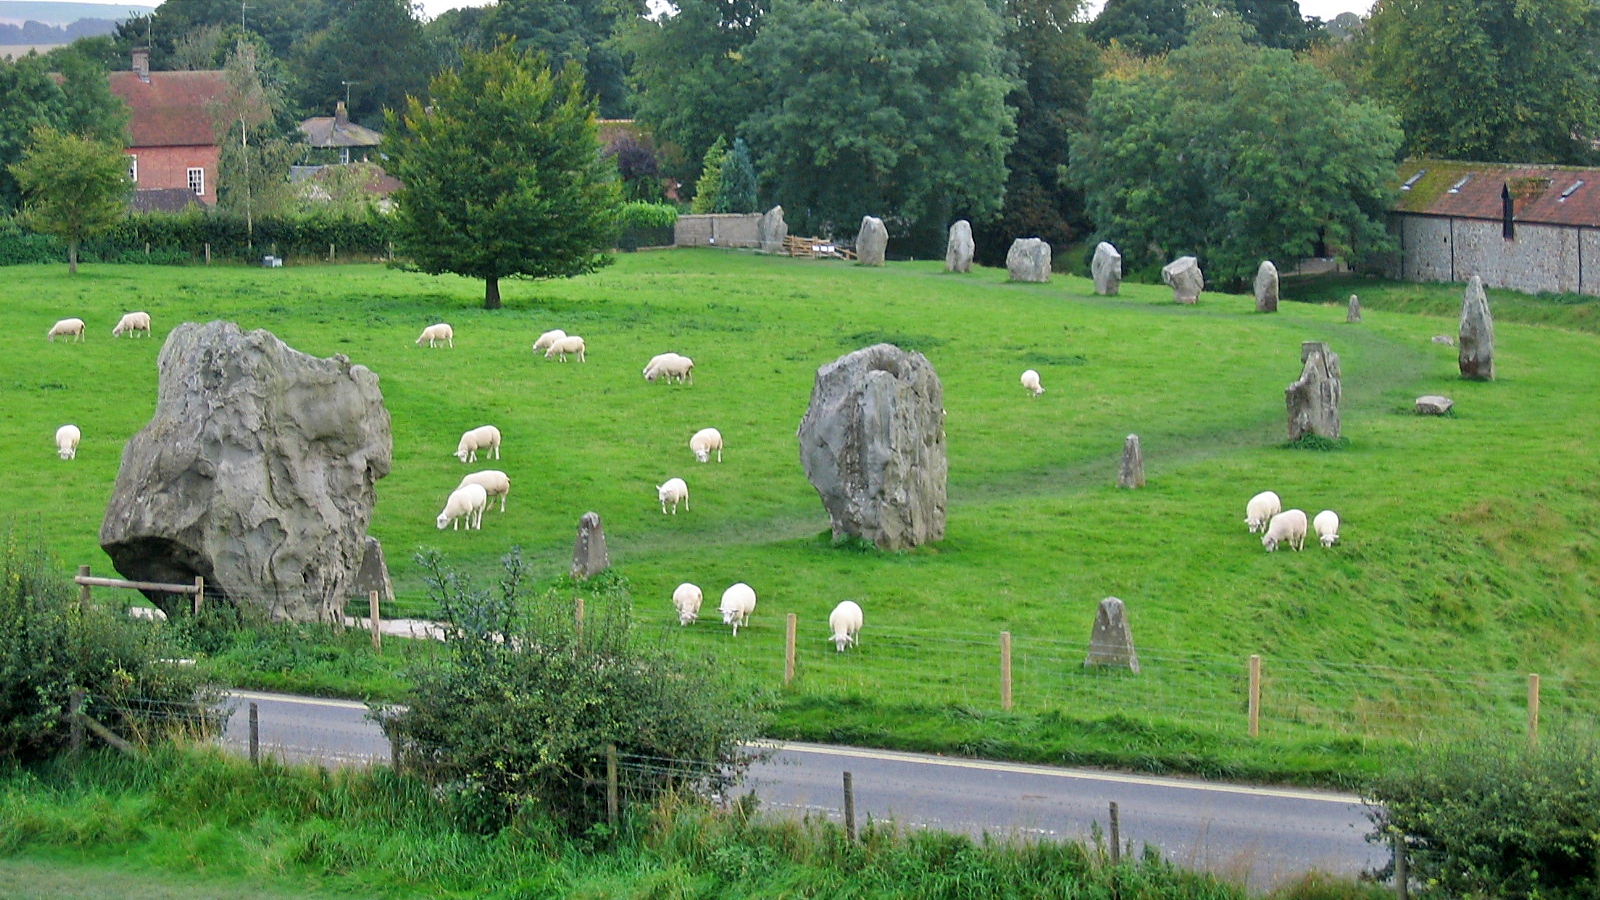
335, 101, 349, 126
132, 47, 150, 83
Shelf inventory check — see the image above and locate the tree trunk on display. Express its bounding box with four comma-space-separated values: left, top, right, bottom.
68, 238, 79, 275
484, 276, 502, 310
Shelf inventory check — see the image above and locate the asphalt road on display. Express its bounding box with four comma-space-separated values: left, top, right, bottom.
225, 690, 1386, 894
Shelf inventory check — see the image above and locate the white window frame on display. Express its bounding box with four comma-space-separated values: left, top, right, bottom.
127, 154, 137, 185
187, 167, 205, 196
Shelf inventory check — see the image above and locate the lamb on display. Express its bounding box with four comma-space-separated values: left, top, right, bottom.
1262, 508, 1308, 552
718, 582, 756, 636
1020, 369, 1044, 397
1244, 491, 1282, 534
532, 328, 567, 352
55, 424, 80, 460
453, 425, 501, 463
47, 317, 85, 342
436, 482, 488, 531
458, 470, 510, 512
416, 323, 454, 348
643, 352, 694, 384
828, 600, 864, 652
127, 605, 167, 622
544, 335, 586, 362
1313, 509, 1341, 548
657, 477, 689, 514
689, 427, 723, 463
672, 582, 703, 626
112, 311, 151, 338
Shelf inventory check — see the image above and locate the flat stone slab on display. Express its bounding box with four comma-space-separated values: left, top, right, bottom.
1415, 395, 1454, 415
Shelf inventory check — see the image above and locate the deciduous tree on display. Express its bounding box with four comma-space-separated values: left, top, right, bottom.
9, 127, 131, 274
0, 50, 127, 213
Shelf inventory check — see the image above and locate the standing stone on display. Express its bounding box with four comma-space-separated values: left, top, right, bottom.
1084, 597, 1140, 674
1092, 242, 1122, 296
796, 344, 947, 551
1346, 294, 1362, 323
1161, 256, 1204, 304
1117, 434, 1144, 489
1431, 334, 1455, 346
1285, 341, 1342, 441
856, 216, 888, 266
571, 511, 610, 579
945, 220, 974, 273
1254, 261, 1279, 313
1415, 395, 1454, 415
100, 321, 392, 622
1459, 276, 1495, 381
758, 205, 788, 255
1006, 238, 1051, 283
352, 536, 395, 605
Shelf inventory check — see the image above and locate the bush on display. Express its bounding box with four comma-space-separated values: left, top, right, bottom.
0, 216, 62, 265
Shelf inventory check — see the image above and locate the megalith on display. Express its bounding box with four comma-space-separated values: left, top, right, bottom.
1161, 256, 1203, 304
945, 220, 974, 273
352, 536, 395, 605
1347, 294, 1363, 323
1254, 261, 1278, 313
1459, 276, 1495, 381
796, 344, 947, 550
100, 321, 392, 622
1084, 597, 1140, 673
571, 511, 610, 579
1117, 434, 1144, 489
856, 216, 888, 266
758, 205, 788, 255
1415, 395, 1454, 415
1006, 238, 1051, 283
1092, 242, 1122, 296
1285, 341, 1342, 441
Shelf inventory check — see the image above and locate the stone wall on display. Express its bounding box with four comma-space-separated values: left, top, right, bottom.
674, 214, 763, 249
1391, 214, 1598, 296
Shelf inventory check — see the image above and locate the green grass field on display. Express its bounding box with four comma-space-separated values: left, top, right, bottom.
5, 250, 1598, 780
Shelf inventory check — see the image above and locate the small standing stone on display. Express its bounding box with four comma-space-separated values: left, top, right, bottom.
856, 216, 888, 266
1117, 434, 1144, 489
1459, 275, 1495, 381
1415, 395, 1454, 415
1346, 294, 1362, 323
1286, 341, 1342, 440
1254, 261, 1279, 313
1161, 256, 1203, 304
758, 205, 788, 255
1092, 242, 1122, 296
1006, 238, 1051, 282
571, 511, 610, 579
945, 220, 974, 273
352, 536, 395, 604
1084, 597, 1139, 674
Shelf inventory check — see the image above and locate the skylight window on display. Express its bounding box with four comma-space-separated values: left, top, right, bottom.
1400, 169, 1427, 190
1447, 175, 1471, 194
1559, 180, 1585, 201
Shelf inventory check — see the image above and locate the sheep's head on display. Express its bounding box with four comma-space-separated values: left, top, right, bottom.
1321, 533, 1338, 547
1261, 533, 1279, 552
679, 609, 697, 626
692, 447, 709, 463
453, 448, 471, 463
831, 631, 852, 652
719, 605, 740, 625
436, 512, 451, 529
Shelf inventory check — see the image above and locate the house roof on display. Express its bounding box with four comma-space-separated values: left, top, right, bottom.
300, 104, 383, 148
1394, 159, 1600, 228
109, 69, 227, 147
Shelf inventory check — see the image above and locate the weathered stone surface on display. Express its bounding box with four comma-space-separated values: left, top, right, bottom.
1117, 434, 1144, 489
1084, 597, 1139, 673
352, 536, 394, 604
758, 205, 788, 255
945, 220, 974, 273
1347, 294, 1362, 323
100, 321, 392, 621
571, 511, 610, 579
796, 344, 947, 550
1286, 341, 1342, 441
1459, 275, 1495, 381
1092, 242, 1122, 296
1254, 260, 1278, 313
856, 216, 888, 266
1432, 334, 1455, 346
1161, 255, 1203, 304
1006, 238, 1051, 282
1415, 395, 1454, 415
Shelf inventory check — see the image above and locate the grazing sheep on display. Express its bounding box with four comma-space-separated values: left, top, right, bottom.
828, 600, 864, 652
55, 424, 80, 460
532, 328, 567, 352
657, 477, 689, 514
436, 482, 488, 531
1262, 508, 1308, 552
689, 427, 723, 463
672, 582, 703, 626
1245, 491, 1282, 534
545, 335, 586, 362
111, 311, 151, 338
458, 470, 511, 512
643, 352, 694, 383
453, 425, 501, 463
127, 605, 167, 622
718, 582, 756, 636
416, 323, 454, 348
1020, 369, 1044, 397
1314, 510, 1341, 548
47, 317, 85, 342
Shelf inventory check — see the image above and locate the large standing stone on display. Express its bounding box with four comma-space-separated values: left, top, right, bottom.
796, 344, 947, 551
1346, 294, 1363, 323
1459, 276, 1495, 381
758, 205, 788, 255
1285, 341, 1342, 441
1254, 260, 1278, 313
945, 220, 974, 273
856, 216, 888, 266
1117, 434, 1144, 489
571, 511, 610, 579
100, 321, 392, 622
1092, 242, 1122, 296
1006, 238, 1051, 283
1084, 597, 1139, 673
1162, 256, 1204, 304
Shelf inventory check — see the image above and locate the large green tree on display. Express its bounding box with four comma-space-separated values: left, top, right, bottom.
212, 41, 299, 235
1088, 0, 1317, 55
0, 50, 127, 213
291, 0, 433, 127
10, 127, 131, 274
478, 0, 646, 120
385, 44, 619, 310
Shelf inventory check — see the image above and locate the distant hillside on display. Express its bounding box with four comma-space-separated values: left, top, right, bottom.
0, 1, 152, 42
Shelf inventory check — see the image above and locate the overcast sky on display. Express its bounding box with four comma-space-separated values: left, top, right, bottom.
413, 0, 1375, 23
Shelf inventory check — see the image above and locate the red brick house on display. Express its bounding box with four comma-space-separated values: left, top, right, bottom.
108, 49, 226, 206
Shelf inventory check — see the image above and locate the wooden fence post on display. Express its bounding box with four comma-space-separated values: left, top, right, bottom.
77, 565, 91, 612
369, 590, 382, 653
248, 702, 260, 766
1394, 832, 1409, 900
1000, 631, 1013, 712
1248, 654, 1262, 738
193, 576, 204, 617
842, 771, 857, 842
1527, 673, 1541, 748
1109, 801, 1121, 865
328, 243, 335, 262
784, 613, 797, 684
575, 596, 585, 642
204, 242, 211, 264
606, 744, 619, 829
69, 689, 84, 753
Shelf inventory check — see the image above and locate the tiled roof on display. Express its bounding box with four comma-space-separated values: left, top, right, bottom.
299, 115, 383, 148
1394, 159, 1600, 228
109, 70, 227, 148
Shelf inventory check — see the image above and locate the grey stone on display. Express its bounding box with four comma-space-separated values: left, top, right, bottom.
1346, 294, 1362, 323
1459, 276, 1495, 381
856, 216, 888, 266
100, 321, 392, 622
1084, 597, 1139, 673
1006, 238, 1051, 282
571, 511, 610, 579
1415, 395, 1454, 415
1117, 434, 1144, 489
1286, 341, 1342, 441
352, 536, 394, 604
796, 344, 947, 551
1092, 242, 1122, 296
1254, 260, 1278, 313
758, 205, 788, 255
1432, 334, 1455, 346
945, 220, 974, 273
1161, 256, 1203, 304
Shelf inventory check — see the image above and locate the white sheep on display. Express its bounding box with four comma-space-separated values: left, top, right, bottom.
453, 425, 501, 463
643, 352, 694, 384
1245, 491, 1282, 534
55, 424, 80, 460
657, 477, 689, 514
1020, 369, 1044, 397
1314, 510, 1341, 548
1262, 508, 1308, 552
672, 582, 703, 626
545, 335, 586, 362
111, 311, 152, 338
532, 328, 567, 352
828, 600, 863, 652
719, 582, 756, 636
416, 323, 454, 348
458, 470, 510, 512
436, 482, 488, 531
47, 317, 85, 342
689, 427, 723, 463
127, 605, 167, 622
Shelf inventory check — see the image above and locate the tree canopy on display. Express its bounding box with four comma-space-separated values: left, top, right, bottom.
0, 50, 127, 213
10, 126, 131, 273
1087, 0, 1318, 55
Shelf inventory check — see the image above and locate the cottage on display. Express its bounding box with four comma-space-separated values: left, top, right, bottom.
298, 101, 383, 165
108, 49, 225, 206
